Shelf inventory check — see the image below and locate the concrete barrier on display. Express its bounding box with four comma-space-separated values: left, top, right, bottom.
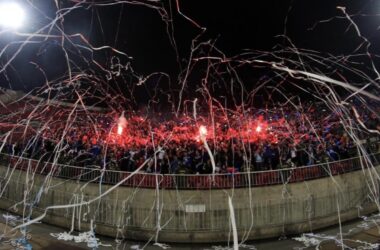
0, 159, 378, 243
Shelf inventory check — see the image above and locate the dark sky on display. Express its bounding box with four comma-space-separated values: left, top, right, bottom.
89, 0, 378, 73
0, 0, 379, 107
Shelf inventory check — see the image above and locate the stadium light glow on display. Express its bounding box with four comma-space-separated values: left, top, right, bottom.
0, 2, 25, 29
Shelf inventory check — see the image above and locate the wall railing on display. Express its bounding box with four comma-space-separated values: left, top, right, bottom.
0, 152, 379, 189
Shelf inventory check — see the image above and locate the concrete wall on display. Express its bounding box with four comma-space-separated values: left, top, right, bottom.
0, 163, 378, 243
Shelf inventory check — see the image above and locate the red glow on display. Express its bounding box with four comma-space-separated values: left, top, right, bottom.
256, 125, 262, 133
199, 125, 207, 137
117, 125, 123, 135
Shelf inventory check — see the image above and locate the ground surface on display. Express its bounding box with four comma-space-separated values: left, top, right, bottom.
0, 212, 379, 249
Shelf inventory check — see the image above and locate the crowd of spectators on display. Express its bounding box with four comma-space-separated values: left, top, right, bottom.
1, 101, 379, 175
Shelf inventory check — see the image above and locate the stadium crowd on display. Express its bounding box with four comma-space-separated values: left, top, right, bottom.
1, 101, 379, 174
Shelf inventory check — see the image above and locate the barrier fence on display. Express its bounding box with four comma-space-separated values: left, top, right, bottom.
0, 152, 379, 190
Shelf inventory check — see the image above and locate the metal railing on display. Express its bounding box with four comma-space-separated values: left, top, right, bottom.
0, 152, 379, 190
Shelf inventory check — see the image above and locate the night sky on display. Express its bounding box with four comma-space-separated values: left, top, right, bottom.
0, 0, 379, 108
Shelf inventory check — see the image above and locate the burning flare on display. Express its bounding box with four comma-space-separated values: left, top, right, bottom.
117, 111, 127, 135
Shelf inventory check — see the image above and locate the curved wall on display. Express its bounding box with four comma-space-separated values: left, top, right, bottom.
0, 162, 378, 243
